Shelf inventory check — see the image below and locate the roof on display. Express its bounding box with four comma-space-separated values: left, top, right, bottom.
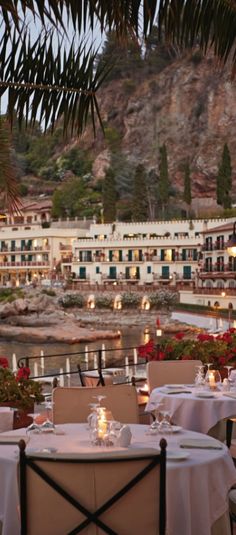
202, 222, 235, 234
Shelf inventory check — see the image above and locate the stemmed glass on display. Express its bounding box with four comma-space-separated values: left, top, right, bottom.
147, 402, 164, 434
93, 395, 106, 406
158, 410, 173, 435
40, 401, 55, 432
194, 365, 205, 388
26, 413, 42, 435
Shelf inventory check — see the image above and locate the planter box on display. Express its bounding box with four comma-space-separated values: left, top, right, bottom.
0, 402, 33, 429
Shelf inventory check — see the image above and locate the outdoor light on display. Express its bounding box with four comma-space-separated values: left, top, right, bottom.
227, 222, 236, 257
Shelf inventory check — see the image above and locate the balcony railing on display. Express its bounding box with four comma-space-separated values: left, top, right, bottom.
0, 261, 50, 267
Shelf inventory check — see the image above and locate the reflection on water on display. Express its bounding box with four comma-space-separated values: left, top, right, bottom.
0, 326, 147, 377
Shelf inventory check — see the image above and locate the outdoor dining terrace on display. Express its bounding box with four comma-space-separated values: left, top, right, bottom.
1, 333, 236, 534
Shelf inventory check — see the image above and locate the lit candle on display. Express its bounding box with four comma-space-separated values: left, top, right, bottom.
125, 356, 129, 377
143, 382, 149, 393
209, 372, 216, 388
97, 412, 107, 439
59, 368, 64, 387
133, 348, 138, 366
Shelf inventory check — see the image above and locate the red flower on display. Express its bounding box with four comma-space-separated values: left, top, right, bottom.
197, 333, 214, 342
218, 356, 226, 366
156, 318, 160, 327
16, 367, 31, 380
175, 332, 185, 340
0, 357, 9, 368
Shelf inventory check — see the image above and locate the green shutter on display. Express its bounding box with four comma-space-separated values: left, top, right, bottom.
109, 266, 117, 279
172, 249, 175, 261
162, 266, 169, 279
139, 250, 142, 261
160, 250, 164, 261
79, 267, 86, 279
183, 266, 191, 279
182, 249, 186, 261
109, 250, 113, 261
119, 250, 123, 261
125, 267, 130, 279
128, 250, 132, 261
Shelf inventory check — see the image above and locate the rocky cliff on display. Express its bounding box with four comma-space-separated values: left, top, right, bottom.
79, 51, 236, 201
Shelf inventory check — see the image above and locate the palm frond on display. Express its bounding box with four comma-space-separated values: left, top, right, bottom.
0, 31, 109, 134
0, 116, 22, 214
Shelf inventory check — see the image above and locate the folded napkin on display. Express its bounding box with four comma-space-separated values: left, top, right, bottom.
179, 438, 222, 450
0, 434, 30, 445
223, 393, 236, 399
117, 425, 132, 447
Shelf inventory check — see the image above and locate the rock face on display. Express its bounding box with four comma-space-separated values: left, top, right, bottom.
79, 51, 236, 201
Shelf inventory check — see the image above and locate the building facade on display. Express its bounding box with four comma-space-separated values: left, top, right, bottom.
69, 219, 236, 287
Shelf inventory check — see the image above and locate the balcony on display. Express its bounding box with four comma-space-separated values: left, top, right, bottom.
214, 242, 225, 251
202, 244, 213, 251
0, 261, 50, 268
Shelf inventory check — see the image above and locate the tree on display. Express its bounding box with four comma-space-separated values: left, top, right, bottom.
183, 160, 192, 213
102, 167, 117, 222
132, 164, 148, 221
1, 1, 236, 209
52, 176, 101, 218
158, 144, 170, 215
216, 143, 232, 209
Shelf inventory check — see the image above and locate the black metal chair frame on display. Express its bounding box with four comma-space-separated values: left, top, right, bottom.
19, 438, 166, 535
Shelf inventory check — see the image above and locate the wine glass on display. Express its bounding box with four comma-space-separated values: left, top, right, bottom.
93, 395, 106, 406
148, 402, 164, 434
194, 365, 205, 388
40, 401, 55, 432
158, 410, 173, 435
87, 403, 99, 430
26, 413, 42, 435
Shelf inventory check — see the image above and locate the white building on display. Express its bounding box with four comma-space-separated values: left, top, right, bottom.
70, 219, 236, 287
179, 219, 236, 313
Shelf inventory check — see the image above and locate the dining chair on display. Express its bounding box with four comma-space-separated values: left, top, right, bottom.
19, 438, 167, 535
52, 384, 140, 424
147, 359, 202, 392
228, 487, 236, 534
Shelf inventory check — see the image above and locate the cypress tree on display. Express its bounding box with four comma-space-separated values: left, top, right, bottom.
159, 143, 170, 214
132, 164, 148, 221
183, 160, 192, 209
102, 167, 117, 222
216, 143, 232, 208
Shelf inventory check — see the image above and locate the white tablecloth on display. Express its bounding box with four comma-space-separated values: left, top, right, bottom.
0, 408, 13, 433
146, 387, 236, 434
0, 423, 235, 535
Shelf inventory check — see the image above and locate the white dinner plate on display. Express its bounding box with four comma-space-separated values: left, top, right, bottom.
171, 426, 182, 433
27, 447, 57, 454
164, 384, 185, 389
195, 392, 215, 398
167, 450, 190, 461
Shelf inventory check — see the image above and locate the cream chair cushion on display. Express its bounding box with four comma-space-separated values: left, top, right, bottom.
53, 384, 139, 424
147, 359, 202, 392
22, 448, 164, 535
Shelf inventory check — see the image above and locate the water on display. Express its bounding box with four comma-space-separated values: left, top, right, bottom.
171, 311, 230, 331
0, 326, 146, 377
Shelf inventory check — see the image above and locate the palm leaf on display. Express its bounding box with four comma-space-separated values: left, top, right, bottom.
0, 116, 22, 214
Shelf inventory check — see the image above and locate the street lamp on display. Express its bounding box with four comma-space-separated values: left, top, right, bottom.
227, 222, 236, 257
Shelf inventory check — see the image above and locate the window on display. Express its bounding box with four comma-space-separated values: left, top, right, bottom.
96, 266, 100, 274
147, 266, 151, 274
183, 266, 191, 279
162, 266, 169, 279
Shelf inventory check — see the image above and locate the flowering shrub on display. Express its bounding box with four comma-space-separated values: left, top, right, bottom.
149, 290, 178, 309
138, 329, 236, 368
0, 358, 44, 409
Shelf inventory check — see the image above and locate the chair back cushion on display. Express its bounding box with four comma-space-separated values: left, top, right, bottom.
53, 384, 139, 424
147, 359, 202, 392
20, 447, 165, 535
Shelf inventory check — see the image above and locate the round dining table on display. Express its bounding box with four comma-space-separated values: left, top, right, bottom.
146, 386, 236, 435
0, 423, 235, 535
